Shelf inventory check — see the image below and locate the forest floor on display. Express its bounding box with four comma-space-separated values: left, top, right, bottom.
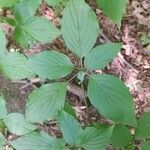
0, 0, 149, 148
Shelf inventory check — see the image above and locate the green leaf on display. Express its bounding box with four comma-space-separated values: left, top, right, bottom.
85, 43, 122, 70
0, 26, 7, 55
46, 0, 63, 6
64, 102, 76, 118
77, 71, 86, 84
14, 27, 28, 48
111, 124, 132, 148
141, 141, 150, 150
88, 74, 137, 127
0, 120, 5, 129
4, 113, 36, 135
14, 1, 33, 25
14, 16, 60, 47
126, 144, 135, 150
14, 0, 41, 24
29, 51, 74, 80
0, 52, 34, 80
96, 0, 128, 26
80, 126, 113, 150
14, 26, 32, 48
0, 133, 5, 149
0, 96, 7, 119
4, 17, 17, 26
25, 0, 41, 16
46, 0, 68, 7
61, 0, 99, 57
24, 16, 61, 44
26, 83, 67, 123
141, 33, 150, 46
0, 0, 19, 8
14, 0, 41, 47
59, 111, 113, 149
135, 112, 150, 139
59, 110, 81, 146
11, 132, 66, 150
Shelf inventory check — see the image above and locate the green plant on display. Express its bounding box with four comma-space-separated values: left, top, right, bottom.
0, 0, 149, 149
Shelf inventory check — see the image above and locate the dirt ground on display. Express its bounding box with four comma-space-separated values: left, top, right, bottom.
0, 75, 35, 113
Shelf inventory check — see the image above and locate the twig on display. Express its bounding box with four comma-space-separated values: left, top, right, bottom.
67, 83, 87, 101
66, 74, 77, 84
81, 82, 89, 123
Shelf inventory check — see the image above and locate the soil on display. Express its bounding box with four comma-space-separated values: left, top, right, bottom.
0, 75, 34, 113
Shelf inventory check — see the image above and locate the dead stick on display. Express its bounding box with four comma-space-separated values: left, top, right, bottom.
67, 83, 87, 101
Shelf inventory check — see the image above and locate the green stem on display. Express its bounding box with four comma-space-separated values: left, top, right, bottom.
74, 66, 83, 71
66, 74, 77, 84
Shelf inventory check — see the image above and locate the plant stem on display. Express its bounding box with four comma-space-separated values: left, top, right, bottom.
80, 58, 88, 123
66, 74, 77, 84
81, 82, 88, 123
74, 66, 83, 71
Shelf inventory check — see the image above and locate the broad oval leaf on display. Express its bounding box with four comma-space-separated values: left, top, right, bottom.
59, 110, 81, 146
25, 83, 67, 123
24, 17, 61, 44
0, 0, 19, 8
14, 0, 33, 25
111, 124, 132, 148
14, 0, 41, 24
29, 51, 74, 80
46, 0, 64, 6
0, 52, 34, 80
96, 0, 128, 26
0, 133, 5, 149
64, 102, 76, 118
80, 125, 113, 150
85, 43, 122, 70
25, 0, 41, 16
0, 26, 7, 55
0, 96, 7, 119
4, 113, 36, 135
88, 74, 137, 127
11, 132, 66, 150
61, 0, 99, 57
141, 141, 150, 150
59, 110, 113, 149
14, 26, 32, 48
135, 112, 150, 139
126, 144, 135, 150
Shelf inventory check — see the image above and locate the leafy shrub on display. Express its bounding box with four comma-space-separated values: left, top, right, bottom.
0, 0, 149, 149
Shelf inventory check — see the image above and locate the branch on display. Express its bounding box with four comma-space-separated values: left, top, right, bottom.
67, 83, 87, 101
